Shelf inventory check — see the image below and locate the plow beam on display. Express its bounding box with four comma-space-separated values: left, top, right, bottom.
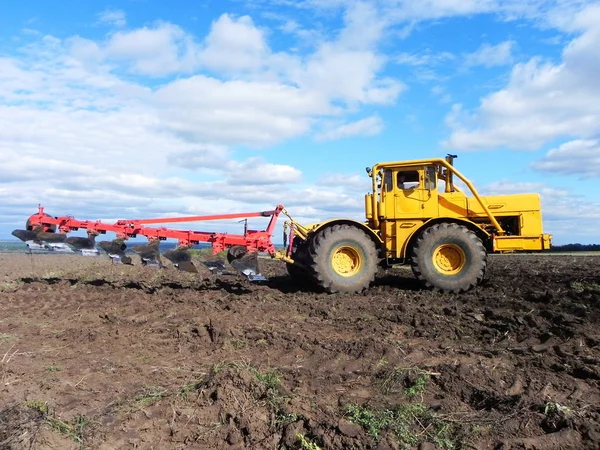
23, 205, 285, 256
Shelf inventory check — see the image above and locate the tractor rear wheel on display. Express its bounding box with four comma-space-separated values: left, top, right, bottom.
308, 224, 378, 293
411, 222, 486, 293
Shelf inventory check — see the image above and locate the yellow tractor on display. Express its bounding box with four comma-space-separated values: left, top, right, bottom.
284, 154, 551, 293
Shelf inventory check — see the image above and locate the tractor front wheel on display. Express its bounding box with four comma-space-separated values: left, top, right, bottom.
308, 224, 378, 294
410, 223, 487, 293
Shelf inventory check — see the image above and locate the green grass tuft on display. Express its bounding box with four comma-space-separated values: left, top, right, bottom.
344, 403, 459, 450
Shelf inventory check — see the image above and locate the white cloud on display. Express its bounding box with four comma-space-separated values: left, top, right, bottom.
290, 2, 404, 106
198, 14, 268, 73
97, 9, 126, 28
396, 50, 454, 66
464, 41, 515, 67
299, 0, 589, 31
317, 173, 371, 191
0, 8, 402, 236
154, 76, 328, 146
167, 145, 231, 170
315, 115, 384, 141
226, 158, 302, 185
445, 4, 600, 150
104, 23, 198, 76
167, 147, 303, 185
531, 139, 600, 178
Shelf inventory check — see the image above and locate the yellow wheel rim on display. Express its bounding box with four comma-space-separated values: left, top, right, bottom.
432, 244, 465, 275
331, 246, 362, 277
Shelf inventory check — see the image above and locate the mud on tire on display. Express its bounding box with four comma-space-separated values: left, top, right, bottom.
308, 224, 378, 294
411, 222, 487, 293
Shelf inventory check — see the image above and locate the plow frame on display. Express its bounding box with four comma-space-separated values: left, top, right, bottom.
26, 205, 288, 256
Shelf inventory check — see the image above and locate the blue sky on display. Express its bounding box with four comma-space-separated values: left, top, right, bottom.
1, 0, 599, 245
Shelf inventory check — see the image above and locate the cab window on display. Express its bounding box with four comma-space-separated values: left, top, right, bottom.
424, 166, 437, 190
397, 170, 420, 190
383, 169, 393, 192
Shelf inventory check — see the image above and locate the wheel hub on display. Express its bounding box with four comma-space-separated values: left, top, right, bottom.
331, 246, 362, 277
432, 244, 465, 275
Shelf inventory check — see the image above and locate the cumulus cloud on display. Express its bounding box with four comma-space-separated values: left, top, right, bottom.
167, 145, 230, 170
315, 116, 384, 141
168, 147, 303, 185
97, 9, 126, 28
0, 5, 404, 235
268, 0, 589, 31
153, 76, 327, 146
531, 139, 600, 178
464, 41, 515, 67
226, 159, 302, 185
317, 173, 371, 191
445, 4, 600, 150
198, 14, 269, 73
104, 23, 199, 76
396, 50, 454, 66
290, 2, 404, 106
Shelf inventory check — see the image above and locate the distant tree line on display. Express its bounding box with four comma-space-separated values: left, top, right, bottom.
550, 243, 600, 252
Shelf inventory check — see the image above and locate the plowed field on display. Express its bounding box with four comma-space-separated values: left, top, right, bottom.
1, 252, 599, 450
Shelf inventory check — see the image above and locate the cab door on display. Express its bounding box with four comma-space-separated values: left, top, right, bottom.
420, 165, 439, 218
393, 166, 438, 219
394, 168, 421, 218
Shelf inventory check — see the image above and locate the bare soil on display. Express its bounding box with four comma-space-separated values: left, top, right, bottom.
1, 252, 599, 450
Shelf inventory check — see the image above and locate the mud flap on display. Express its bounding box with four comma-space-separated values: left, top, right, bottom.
226, 246, 267, 281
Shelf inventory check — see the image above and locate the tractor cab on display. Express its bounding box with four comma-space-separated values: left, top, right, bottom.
366, 160, 443, 225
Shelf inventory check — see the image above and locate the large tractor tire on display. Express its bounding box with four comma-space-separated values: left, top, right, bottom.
410, 222, 487, 293
308, 224, 378, 294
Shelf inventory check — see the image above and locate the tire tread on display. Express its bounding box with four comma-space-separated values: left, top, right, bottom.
308, 224, 378, 294
411, 222, 487, 293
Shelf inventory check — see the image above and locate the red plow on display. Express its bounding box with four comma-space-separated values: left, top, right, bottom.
12, 205, 293, 280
